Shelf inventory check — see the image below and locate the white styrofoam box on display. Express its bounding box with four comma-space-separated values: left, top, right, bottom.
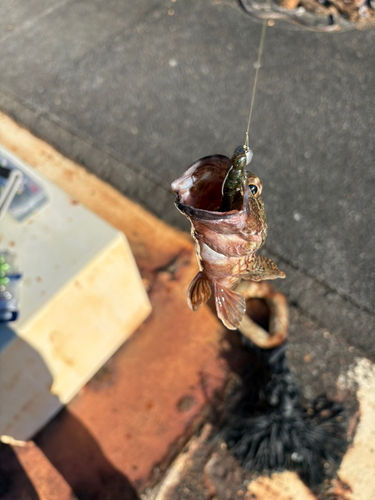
0, 146, 151, 440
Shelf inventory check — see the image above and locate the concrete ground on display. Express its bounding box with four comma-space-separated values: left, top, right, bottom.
0, 0, 375, 498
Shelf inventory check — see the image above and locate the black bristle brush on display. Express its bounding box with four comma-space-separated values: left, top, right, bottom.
225, 340, 348, 487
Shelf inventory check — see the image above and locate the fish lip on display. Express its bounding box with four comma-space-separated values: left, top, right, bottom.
172, 154, 251, 221
175, 202, 239, 221
171, 154, 229, 194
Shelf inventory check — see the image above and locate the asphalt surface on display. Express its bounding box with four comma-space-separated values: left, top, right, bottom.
1, 0, 374, 353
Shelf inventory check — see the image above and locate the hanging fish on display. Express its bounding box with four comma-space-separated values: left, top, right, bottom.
171, 146, 285, 330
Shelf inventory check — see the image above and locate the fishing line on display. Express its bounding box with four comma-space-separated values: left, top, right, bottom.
245, 17, 269, 148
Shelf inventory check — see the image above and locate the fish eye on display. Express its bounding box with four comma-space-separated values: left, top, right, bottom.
247, 175, 262, 198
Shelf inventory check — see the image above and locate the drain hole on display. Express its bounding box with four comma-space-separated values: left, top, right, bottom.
245, 298, 270, 332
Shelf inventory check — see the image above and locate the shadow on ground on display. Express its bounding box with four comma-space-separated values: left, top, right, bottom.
34, 409, 139, 500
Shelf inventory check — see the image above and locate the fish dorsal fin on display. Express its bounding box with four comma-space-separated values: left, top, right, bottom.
244, 256, 286, 282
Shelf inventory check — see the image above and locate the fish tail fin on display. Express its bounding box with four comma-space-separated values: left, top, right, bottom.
214, 283, 246, 330
244, 256, 286, 282
187, 272, 211, 311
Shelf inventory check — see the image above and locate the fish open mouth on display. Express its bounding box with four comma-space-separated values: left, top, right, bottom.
172, 154, 249, 220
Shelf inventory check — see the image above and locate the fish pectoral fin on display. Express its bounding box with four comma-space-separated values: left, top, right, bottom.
187, 272, 211, 311
244, 256, 286, 282
214, 283, 246, 330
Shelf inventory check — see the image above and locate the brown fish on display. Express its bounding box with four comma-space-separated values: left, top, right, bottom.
171, 151, 285, 330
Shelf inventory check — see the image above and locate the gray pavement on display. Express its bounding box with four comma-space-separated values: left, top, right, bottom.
1, 0, 374, 354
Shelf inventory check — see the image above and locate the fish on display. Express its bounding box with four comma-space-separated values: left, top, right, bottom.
171, 146, 285, 330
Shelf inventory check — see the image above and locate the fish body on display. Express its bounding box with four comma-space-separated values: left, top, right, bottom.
171, 152, 285, 330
